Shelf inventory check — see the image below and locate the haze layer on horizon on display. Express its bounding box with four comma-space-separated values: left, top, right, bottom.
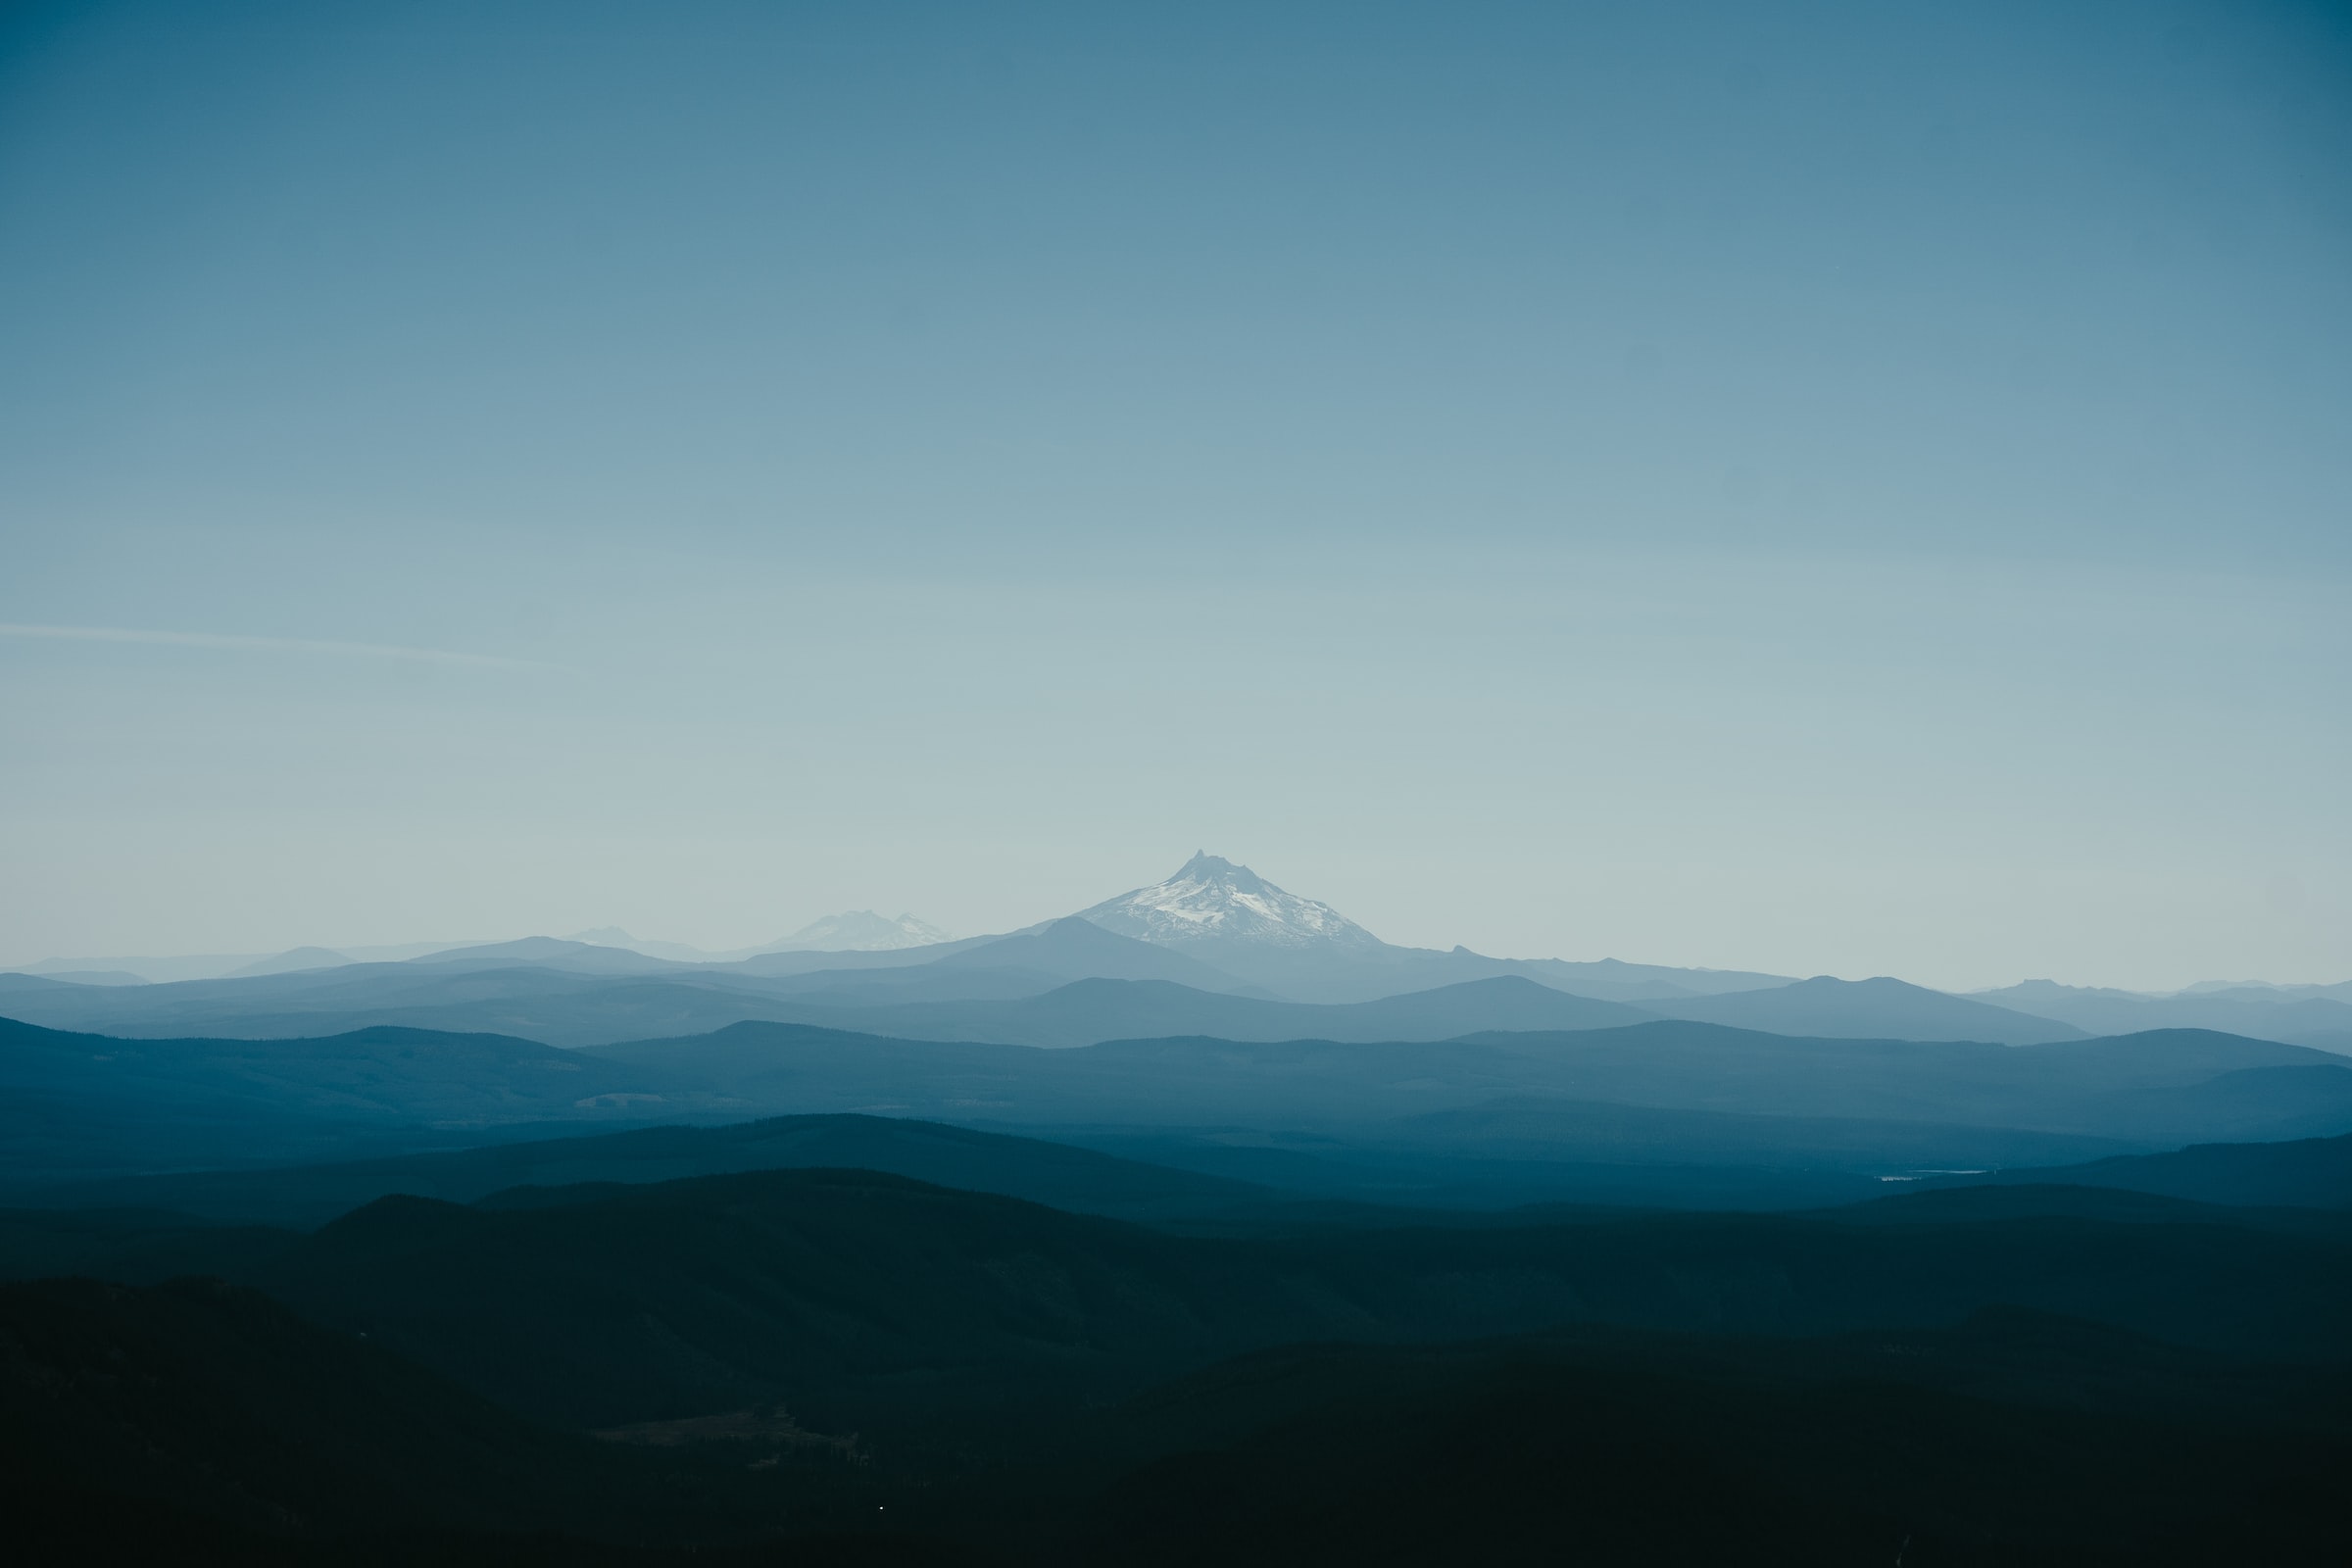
1, 1, 2346, 991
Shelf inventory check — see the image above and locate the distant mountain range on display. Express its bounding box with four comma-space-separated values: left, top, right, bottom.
759, 909, 951, 952
1646, 975, 2083, 1047
9, 909, 957, 982
11, 940, 483, 984
6, 852, 2344, 1054
568, 911, 956, 962
0, 961, 2086, 1052
1971, 979, 2352, 1054
0, 853, 1802, 1002
17, 1000, 2349, 1197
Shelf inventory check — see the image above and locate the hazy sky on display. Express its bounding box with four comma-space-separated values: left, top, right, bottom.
3, 0, 2347, 989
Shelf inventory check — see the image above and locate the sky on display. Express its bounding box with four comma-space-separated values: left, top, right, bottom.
1, 0, 2347, 990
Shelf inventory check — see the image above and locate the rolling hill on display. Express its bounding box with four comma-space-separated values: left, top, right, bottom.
747, 973, 1654, 1049
14, 1006, 2352, 1196
0, 1015, 680, 1182
589, 1018, 2352, 1148
24, 1113, 1274, 1230
231, 1167, 2352, 1433
1936, 1131, 2352, 1209
12, 1268, 2348, 1565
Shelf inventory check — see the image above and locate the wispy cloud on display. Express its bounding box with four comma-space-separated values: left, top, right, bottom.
0, 622, 560, 671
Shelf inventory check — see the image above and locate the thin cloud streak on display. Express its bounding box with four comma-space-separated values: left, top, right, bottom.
0, 622, 561, 671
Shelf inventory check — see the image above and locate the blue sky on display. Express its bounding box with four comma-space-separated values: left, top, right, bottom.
2, 0, 2347, 987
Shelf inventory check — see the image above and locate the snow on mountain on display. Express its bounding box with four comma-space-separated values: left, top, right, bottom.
1077, 853, 1385, 954
758, 910, 953, 954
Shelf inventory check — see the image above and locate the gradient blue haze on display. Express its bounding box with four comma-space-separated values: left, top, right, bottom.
1, 0, 2346, 987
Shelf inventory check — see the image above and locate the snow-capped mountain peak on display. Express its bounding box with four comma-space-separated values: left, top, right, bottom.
758, 911, 952, 953
1077, 853, 1383, 954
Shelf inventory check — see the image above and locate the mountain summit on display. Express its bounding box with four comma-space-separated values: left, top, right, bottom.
1077, 854, 1384, 955
759, 911, 952, 954
1068, 853, 1798, 1004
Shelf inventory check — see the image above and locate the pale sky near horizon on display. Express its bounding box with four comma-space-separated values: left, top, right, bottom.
2, 1, 2347, 990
